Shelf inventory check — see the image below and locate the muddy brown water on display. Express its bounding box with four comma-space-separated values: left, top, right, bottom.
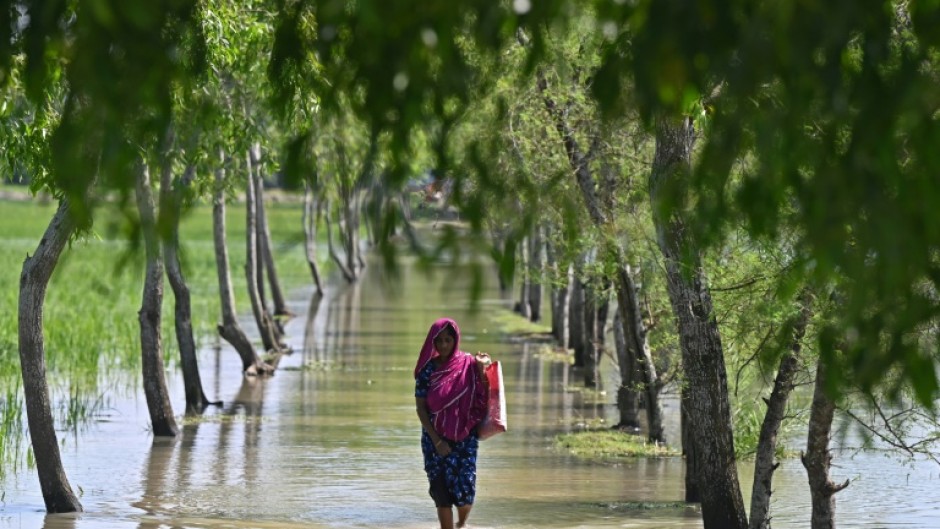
1, 256, 938, 528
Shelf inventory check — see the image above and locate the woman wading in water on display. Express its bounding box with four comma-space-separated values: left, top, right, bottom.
415, 318, 491, 529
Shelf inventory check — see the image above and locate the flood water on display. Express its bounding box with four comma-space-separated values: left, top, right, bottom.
1, 254, 938, 529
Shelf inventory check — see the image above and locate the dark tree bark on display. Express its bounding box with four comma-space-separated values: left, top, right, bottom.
212, 152, 270, 375
245, 150, 282, 353
303, 182, 325, 296
161, 162, 213, 413
802, 358, 850, 529
156, 130, 216, 412
649, 117, 746, 529
613, 309, 641, 430
749, 288, 814, 529
528, 226, 543, 322
250, 145, 291, 318
136, 164, 179, 438
18, 199, 83, 513
681, 394, 702, 502
614, 263, 666, 443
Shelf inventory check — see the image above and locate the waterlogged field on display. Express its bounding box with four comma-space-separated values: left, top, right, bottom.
0, 197, 316, 476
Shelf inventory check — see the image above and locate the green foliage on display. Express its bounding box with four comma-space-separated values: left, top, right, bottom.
0, 0, 936, 406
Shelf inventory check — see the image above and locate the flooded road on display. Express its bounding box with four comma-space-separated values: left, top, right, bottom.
1, 255, 938, 528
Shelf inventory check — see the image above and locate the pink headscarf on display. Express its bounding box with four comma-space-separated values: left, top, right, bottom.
415, 318, 488, 442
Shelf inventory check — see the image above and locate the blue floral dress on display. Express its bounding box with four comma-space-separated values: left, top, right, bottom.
415, 361, 480, 507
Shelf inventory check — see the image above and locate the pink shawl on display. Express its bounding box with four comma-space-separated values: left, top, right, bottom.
414, 318, 488, 442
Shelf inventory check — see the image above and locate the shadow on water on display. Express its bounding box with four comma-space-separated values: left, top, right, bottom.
2, 254, 939, 528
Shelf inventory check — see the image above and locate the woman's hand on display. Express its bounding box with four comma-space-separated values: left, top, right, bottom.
474, 352, 491, 373
434, 438, 452, 457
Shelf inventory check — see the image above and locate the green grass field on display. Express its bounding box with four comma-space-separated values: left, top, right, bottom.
0, 197, 323, 474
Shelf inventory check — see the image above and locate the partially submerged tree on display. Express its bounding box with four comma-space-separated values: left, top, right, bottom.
135, 162, 180, 437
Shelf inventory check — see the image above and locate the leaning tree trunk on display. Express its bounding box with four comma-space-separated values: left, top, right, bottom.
750, 288, 814, 529
303, 182, 325, 296
802, 357, 850, 529
213, 153, 270, 375
160, 160, 213, 413
527, 226, 543, 322
136, 164, 179, 438
649, 116, 747, 529
613, 309, 641, 430
245, 150, 282, 353
253, 155, 291, 318
18, 199, 83, 513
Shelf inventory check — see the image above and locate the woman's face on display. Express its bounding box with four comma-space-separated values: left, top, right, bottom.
433, 330, 456, 358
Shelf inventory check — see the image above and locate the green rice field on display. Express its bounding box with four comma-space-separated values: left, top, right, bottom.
0, 197, 321, 476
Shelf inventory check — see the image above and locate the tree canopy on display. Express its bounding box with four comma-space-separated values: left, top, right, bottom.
2, 0, 939, 404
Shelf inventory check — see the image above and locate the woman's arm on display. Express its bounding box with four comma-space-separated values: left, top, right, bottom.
416, 397, 452, 456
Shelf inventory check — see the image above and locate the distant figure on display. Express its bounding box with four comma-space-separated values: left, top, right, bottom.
414, 318, 491, 529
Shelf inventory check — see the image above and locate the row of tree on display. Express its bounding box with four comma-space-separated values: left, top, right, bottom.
3, 2, 940, 529
455, 12, 940, 529
6, 0, 387, 514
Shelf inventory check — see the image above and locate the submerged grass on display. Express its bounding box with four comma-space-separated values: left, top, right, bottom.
0, 198, 319, 475
554, 430, 679, 459
487, 308, 552, 336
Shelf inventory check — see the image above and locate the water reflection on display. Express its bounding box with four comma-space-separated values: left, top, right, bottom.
2, 255, 938, 528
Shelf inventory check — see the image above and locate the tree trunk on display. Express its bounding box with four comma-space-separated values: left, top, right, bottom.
802, 357, 850, 529
515, 235, 531, 319
613, 309, 641, 430
18, 199, 83, 513
160, 161, 213, 413
750, 288, 814, 529
547, 240, 570, 347
492, 229, 511, 297
528, 226, 543, 322
212, 152, 270, 375
582, 270, 598, 388
326, 200, 357, 283
136, 164, 179, 438
569, 269, 585, 366
614, 263, 666, 443
254, 171, 287, 340
245, 150, 282, 353
251, 147, 291, 318
649, 117, 746, 529
303, 182, 325, 296
681, 391, 702, 502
